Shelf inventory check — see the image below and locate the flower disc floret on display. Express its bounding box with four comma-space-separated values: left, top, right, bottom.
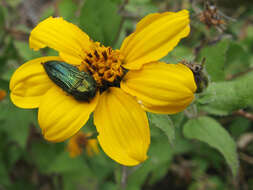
79, 42, 125, 91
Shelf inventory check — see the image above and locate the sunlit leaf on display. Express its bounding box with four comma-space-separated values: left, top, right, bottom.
58, 0, 78, 21
198, 72, 253, 115
149, 113, 175, 146
79, 0, 122, 46
199, 39, 230, 82
183, 116, 239, 176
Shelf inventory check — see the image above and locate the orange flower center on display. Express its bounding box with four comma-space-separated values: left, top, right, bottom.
79, 42, 125, 90
76, 133, 88, 147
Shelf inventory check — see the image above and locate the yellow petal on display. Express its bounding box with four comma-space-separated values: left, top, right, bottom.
94, 87, 150, 166
86, 139, 99, 157
29, 17, 92, 65
120, 10, 190, 70
38, 86, 99, 142
121, 62, 196, 114
10, 56, 61, 109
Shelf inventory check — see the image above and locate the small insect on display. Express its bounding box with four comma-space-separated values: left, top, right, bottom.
182, 58, 209, 93
43, 61, 97, 101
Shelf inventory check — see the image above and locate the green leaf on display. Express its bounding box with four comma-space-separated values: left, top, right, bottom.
229, 117, 251, 139
183, 116, 239, 176
162, 46, 193, 63
233, 72, 253, 106
0, 157, 10, 187
149, 113, 175, 146
99, 182, 117, 190
198, 72, 253, 115
170, 112, 185, 128
0, 6, 5, 30
199, 39, 230, 82
27, 141, 65, 173
8, 0, 21, 8
4, 145, 23, 170
241, 26, 253, 49
58, 154, 99, 190
14, 41, 41, 61
8, 180, 36, 190
86, 150, 115, 181
172, 125, 193, 154
126, 136, 173, 190
1, 37, 19, 60
126, 0, 158, 17
28, 139, 96, 189
0, 79, 9, 91
198, 81, 238, 115
0, 98, 36, 148
39, 5, 54, 21
148, 161, 170, 185
225, 42, 251, 77
79, 0, 122, 46
58, 0, 78, 21
47, 152, 92, 174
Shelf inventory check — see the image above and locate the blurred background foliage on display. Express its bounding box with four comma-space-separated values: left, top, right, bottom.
0, 0, 253, 189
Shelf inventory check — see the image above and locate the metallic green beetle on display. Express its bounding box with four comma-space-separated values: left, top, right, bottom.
43, 61, 97, 101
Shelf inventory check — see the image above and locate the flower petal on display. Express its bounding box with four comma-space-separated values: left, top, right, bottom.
29, 17, 92, 65
94, 87, 150, 166
38, 86, 99, 142
120, 10, 190, 70
10, 56, 61, 108
86, 139, 99, 157
121, 62, 196, 114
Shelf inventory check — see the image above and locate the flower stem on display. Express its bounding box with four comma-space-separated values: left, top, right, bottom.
120, 166, 128, 190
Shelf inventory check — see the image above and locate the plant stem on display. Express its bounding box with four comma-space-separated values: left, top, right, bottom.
120, 166, 128, 190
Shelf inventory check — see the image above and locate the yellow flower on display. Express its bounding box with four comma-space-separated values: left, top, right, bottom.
9, 10, 196, 166
0, 90, 6, 101
67, 131, 99, 158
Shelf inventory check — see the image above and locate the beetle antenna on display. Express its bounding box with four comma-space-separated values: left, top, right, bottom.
201, 57, 206, 66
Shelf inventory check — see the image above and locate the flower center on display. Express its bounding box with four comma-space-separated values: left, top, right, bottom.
76, 134, 88, 147
79, 42, 125, 91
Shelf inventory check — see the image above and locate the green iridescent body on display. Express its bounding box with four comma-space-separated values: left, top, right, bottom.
43, 61, 97, 101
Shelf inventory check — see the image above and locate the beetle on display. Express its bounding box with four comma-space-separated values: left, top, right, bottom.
43, 61, 97, 101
